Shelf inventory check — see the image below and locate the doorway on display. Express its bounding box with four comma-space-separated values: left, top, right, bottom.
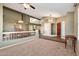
51, 23, 57, 35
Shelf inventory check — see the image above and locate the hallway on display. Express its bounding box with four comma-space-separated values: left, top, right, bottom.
0, 3, 79, 56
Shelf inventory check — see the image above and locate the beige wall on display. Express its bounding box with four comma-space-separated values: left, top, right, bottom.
0, 4, 3, 40
60, 12, 74, 36
74, 6, 78, 36
74, 4, 79, 55
65, 12, 74, 35
22, 14, 30, 31
41, 19, 51, 35
44, 23, 51, 35
70, 4, 79, 55
40, 18, 57, 36
3, 7, 30, 32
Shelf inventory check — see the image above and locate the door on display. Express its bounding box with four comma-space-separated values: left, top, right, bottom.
57, 22, 61, 36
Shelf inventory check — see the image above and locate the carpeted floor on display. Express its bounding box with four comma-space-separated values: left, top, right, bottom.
0, 39, 76, 56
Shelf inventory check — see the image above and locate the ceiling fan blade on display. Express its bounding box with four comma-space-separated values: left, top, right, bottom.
29, 4, 35, 9
20, 3, 35, 9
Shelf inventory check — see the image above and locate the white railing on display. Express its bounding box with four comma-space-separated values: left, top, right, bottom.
2, 31, 36, 41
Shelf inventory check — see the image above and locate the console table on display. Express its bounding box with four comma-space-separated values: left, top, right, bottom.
65, 35, 77, 53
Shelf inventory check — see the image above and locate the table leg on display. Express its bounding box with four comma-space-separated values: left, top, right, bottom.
73, 40, 76, 53
65, 41, 67, 48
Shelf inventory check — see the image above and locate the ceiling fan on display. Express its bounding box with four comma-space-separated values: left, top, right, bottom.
20, 3, 35, 10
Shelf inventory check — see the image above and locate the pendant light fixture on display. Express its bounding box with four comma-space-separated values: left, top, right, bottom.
48, 8, 54, 23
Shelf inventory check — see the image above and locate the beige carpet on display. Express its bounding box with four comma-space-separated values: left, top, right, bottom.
0, 39, 76, 56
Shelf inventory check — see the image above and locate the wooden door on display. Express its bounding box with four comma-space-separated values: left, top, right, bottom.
57, 22, 61, 36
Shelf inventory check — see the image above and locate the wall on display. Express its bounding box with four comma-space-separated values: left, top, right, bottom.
44, 23, 51, 36
22, 14, 30, 31
29, 17, 41, 31
40, 19, 44, 34
59, 5, 79, 55
0, 4, 3, 40
65, 12, 74, 35
41, 22, 51, 36
74, 6, 78, 37
61, 21, 65, 39
60, 12, 74, 35
3, 7, 30, 32
74, 4, 79, 55
40, 18, 57, 36
61, 16, 66, 38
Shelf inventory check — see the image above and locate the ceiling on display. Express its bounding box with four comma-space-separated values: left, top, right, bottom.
3, 3, 74, 19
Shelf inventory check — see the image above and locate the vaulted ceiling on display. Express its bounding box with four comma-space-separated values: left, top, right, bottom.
3, 3, 74, 19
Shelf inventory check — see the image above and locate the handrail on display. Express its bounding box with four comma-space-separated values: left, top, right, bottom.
2, 31, 36, 41
2, 31, 36, 34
